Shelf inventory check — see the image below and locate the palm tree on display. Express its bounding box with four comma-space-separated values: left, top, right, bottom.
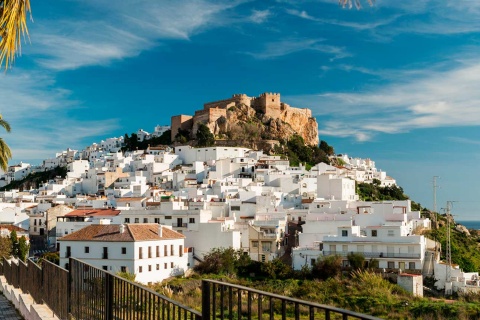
0, 0, 31, 69
0, 115, 11, 171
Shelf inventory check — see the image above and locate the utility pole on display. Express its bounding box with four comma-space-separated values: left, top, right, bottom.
433, 176, 439, 229
445, 201, 454, 296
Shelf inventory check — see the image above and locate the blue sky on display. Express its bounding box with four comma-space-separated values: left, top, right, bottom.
2, 0, 480, 219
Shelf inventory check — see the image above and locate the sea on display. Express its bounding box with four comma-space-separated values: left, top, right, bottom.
456, 220, 480, 230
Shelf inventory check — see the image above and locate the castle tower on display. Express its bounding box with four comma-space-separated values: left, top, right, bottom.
252, 92, 282, 118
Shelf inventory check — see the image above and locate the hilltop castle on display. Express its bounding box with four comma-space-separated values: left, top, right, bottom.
171, 92, 319, 147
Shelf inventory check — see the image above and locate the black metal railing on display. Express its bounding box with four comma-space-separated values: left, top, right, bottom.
202, 279, 382, 320
0, 257, 383, 320
69, 258, 201, 320
323, 251, 421, 259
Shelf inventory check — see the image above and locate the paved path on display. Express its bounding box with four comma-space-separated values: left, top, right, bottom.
0, 293, 22, 319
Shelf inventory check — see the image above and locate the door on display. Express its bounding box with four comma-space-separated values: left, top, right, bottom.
177, 218, 183, 227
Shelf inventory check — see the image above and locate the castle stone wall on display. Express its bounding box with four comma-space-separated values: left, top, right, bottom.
171, 115, 193, 142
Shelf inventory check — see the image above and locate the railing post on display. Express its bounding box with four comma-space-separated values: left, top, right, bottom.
202, 280, 211, 319
67, 257, 72, 318
105, 272, 114, 320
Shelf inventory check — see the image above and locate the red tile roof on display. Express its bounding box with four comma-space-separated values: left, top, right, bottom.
64, 209, 121, 217
0, 225, 28, 232
58, 224, 184, 242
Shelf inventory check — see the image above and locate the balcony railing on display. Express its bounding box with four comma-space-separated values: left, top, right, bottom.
172, 223, 188, 228
323, 251, 421, 259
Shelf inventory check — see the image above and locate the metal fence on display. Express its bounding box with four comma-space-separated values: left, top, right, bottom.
202, 279, 383, 320
0, 257, 383, 320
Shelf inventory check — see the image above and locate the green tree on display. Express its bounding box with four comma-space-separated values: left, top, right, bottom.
347, 252, 365, 270
196, 123, 214, 147
319, 140, 334, 156
0, 0, 32, 69
0, 115, 12, 171
17, 235, 28, 262
0, 236, 11, 258
39, 252, 59, 266
312, 255, 342, 280
9, 230, 18, 257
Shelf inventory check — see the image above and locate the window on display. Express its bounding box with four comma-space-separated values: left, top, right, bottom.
135, 218, 139, 223
124, 218, 130, 223
121, 266, 127, 272
387, 261, 395, 269
122, 247, 126, 254
156, 246, 160, 257
102, 266, 108, 271
148, 265, 152, 272
409, 262, 415, 270
154, 218, 160, 224
164, 245, 168, 256
231, 206, 240, 211
179, 245, 183, 257
164, 263, 167, 269
84, 246, 89, 254
103, 247, 108, 259
342, 245, 348, 252
341, 230, 348, 237
171, 262, 174, 268
310, 258, 316, 266
171, 245, 174, 256
261, 254, 266, 262
148, 246, 152, 258
139, 247, 143, 259
34, 219, 37, 226
387, 230, 394, 237
371, 230, 377, 237
342, 260, 349, 267
330, 245, 336, 253
262, 242, 271, 252
156, 264, 160, 270
143, 218, 148, 223
165, 216, 172, 220
66, 246, 71, 258
139, 266, 143, 273
252, 241, 258, 248
189, 218, 195, 223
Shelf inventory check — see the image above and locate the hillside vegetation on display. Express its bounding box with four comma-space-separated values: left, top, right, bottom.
151, 248, 480, 320
424, 214, 480, 272
0, 166, 67, 192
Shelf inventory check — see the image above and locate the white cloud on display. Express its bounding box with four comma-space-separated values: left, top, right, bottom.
249, 9, 271, 24
0, 70, 120, 162
284, 57, 480, 140
244, 38, 350, 60
27, 0, 250, 70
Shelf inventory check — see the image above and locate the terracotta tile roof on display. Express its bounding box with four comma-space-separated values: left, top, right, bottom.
59, 224, 184, 242
0, 224, 28, 232
64, 209, 121, 217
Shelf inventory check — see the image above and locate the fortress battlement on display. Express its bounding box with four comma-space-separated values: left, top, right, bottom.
171, 92, 318, 146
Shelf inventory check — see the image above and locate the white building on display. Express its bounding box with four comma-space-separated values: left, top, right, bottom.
58, 223, 189, 284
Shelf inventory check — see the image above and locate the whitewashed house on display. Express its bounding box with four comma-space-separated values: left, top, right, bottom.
58, 223, 189, 284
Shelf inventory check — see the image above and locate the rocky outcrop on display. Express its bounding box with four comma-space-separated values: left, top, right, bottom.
171, 92, 320, 150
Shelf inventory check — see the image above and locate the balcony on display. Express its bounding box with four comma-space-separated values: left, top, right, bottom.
172, 223, 188, 228
323, 251, 421, 259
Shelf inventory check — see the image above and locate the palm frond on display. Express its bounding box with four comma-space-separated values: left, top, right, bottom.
0, 115, 11, 132
0, 0, 31, 69
0, 138, 12, 171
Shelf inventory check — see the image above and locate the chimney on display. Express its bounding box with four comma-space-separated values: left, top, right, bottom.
158, 225, 163, 238
120, 224, 125, 234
